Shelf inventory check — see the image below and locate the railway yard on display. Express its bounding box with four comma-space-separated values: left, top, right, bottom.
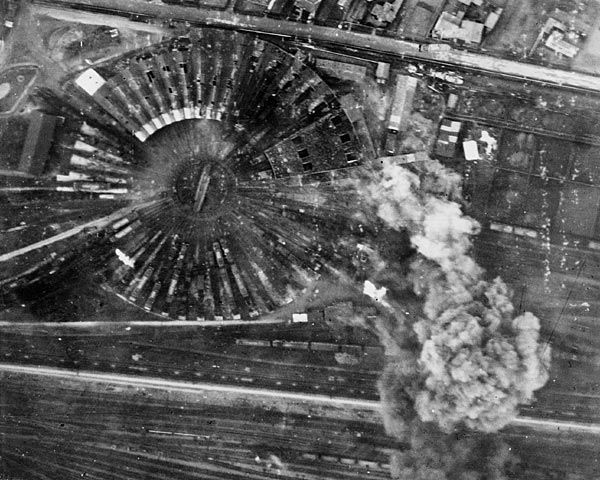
2, 1, 600, 479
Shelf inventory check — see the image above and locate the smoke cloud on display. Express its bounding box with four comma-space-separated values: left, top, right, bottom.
377, 355, 520, 479
388, 419, 519, 480
357, 157, 551, 433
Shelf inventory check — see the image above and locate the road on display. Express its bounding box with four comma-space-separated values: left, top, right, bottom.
511, 417, 600, 435
0, 198, 160, 264
0, 362, 381, 409
0, 365, 395, 480
0, 330, 383, 399
2, 362, 600, 436
35, 0, 600, 93
0, 317, 289, 327
2, 319, 600, 424
3, 363, 600, 479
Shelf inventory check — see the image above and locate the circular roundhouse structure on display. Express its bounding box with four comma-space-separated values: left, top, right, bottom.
0, 29, 379, 323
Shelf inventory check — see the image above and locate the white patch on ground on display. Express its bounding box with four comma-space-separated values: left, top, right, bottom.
363, 280, 390, 307
0, 82, 10, 100
479, 130, 498, 156
116, 248, 134, 268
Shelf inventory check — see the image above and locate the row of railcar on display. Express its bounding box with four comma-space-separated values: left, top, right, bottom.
236, 338, 384, 355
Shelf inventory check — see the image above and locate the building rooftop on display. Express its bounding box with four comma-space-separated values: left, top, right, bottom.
18, 111, 58, 176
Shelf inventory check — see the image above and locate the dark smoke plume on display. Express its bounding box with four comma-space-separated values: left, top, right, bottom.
388, 419, 519, 480
358, 157, 551, 433
376, 355, 520, 479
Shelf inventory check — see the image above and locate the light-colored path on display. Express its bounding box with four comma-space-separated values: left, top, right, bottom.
3, 362, 600, 434
0, 363, 380, 410
0, 198, 160, 264
37, 0, 600, 92
0, 317, 288, 328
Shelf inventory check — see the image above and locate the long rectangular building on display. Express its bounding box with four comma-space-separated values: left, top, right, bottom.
388, 74, 417, 133
18, 111, 58, 176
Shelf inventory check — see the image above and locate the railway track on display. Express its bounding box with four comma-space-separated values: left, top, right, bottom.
35, 0, 600, 94
445, 111, 600, 147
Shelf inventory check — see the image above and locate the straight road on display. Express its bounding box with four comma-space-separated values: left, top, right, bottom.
0, 318, 288, 327
3, 362, 600, 434
0, 363, 383, 427
36, 0, 600, 92
511, 417, 600, 435
0, 331, 382, 398
0, 363, 380, 409
0, 365, 394, 480
0, 198, 161, 264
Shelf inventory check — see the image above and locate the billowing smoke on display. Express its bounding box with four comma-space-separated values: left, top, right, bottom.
414, 293, 550, 432
376, 356, 520, 479
388, 419, 519, 480
357, 157, 551, 433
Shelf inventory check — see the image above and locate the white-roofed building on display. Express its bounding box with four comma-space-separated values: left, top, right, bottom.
431, 1, 501, 45
433, 12, 484, 44
292, 313, 309, 323
435, 119, 462, 158
545, 30, 580, 58
463, 140, 480, 161
75, 69, 106, 96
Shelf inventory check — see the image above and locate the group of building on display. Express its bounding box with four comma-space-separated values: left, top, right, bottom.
530, 12, 592, 60
431, 0, 503, 45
